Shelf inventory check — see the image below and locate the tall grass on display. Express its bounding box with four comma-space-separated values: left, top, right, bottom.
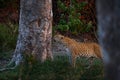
0, 56, 104, 80
0, 23, 18, 52
0, 23, 18, 61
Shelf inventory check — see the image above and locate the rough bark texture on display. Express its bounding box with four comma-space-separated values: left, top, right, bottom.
13, 0, 53, 65
96, 0, 120, 80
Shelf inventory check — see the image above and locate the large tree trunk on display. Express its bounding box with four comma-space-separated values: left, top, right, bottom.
96, 0, 120, 80
10, 0, 53, 67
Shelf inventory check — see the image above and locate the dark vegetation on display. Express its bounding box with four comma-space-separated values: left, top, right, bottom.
53, 0, 97, 42
0, 0, 104, 80
0, 56, 104, 80
53, 0, 93, 33
0, 0, 19, 23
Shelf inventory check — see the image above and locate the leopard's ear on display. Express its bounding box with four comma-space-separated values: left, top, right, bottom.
61, 36, 64, 39
59, 35, 65, 40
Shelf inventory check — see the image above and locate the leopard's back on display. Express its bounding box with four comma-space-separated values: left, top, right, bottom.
62, 38, 102, 58
76, 43, 96, 57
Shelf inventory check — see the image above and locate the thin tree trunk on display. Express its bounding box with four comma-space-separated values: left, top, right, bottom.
96, 0, 120, 80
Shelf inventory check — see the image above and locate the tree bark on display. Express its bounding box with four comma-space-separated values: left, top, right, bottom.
12, 0, 53, 66
96, 0, 120, 80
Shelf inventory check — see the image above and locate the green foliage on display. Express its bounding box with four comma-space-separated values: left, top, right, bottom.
0, 56, 104, 80
55, 24, 69, 31
0, 23, 18, 52
55, 0, 93, 34
57, 0, 67, 11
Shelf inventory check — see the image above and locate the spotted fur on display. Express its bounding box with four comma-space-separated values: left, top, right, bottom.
54, 34, 102, 67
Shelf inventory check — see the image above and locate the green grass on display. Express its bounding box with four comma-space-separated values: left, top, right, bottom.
0, 56, 104, 80
0, 23, 18, 52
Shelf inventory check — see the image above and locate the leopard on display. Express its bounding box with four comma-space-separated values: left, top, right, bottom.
53, 34, 102, 67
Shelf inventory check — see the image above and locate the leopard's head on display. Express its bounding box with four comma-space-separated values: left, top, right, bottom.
53, 34, 64, 43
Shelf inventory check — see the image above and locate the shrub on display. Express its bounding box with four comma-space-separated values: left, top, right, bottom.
54, 0, 93, 34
